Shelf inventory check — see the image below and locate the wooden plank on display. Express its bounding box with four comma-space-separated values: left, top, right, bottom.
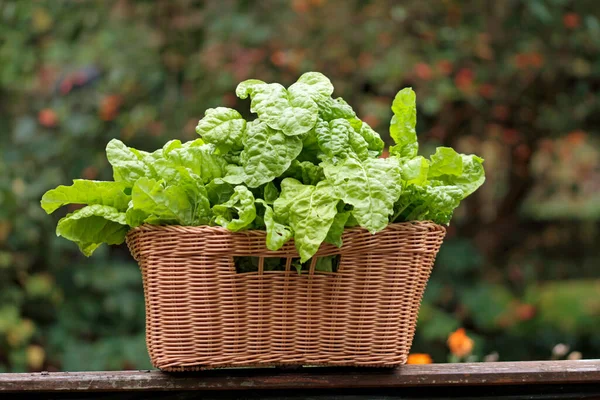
0, 360, 598, 393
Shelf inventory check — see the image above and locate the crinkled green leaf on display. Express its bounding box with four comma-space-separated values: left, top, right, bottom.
195, 107, 246, 153
106, 139, 153, 184
274, 179, 339, 262
348, 128, 370, 160
263, 182, 279, 204
389, 88, 418, 158
315, 118, 350, 158
206, 178, 234, 205
282, 160, 325, 186
241, 120, 302, 187
165, 143, 227, 184
241, 82, 318, 136
393, 185, 464, 225
212, 186, 256, 231
235, 79, 266, 99
41, 180, 130, 214
400, 156, 430, 185
323, 157, 402, 233
358, 121, 385, 156
125, 202, 148, 227
256, 199, 293, 251
324, 211, 350, 247
56, 205, 128, 256
428, 147, 463, 178
292, 71, 334, 98
131, 177, 194, 225
430, 154, 485, 197
317, 97, 356, 121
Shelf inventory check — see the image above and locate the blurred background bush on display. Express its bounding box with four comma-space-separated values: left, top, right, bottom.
1, 0, 599, 371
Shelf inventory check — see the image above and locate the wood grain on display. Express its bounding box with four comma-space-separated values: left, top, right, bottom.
0, 360, 598, 393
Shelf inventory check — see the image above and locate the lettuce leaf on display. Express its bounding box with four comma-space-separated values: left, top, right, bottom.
212, 186, 256, 231
41, 180, 130, 214
56, 205, 129, 256
389, 88, 418, 158
323, 157, 402, 233
195, 107, 246, 153
274, 178, 339, 262
256, 199, 293, 251
241, 120, 302, 188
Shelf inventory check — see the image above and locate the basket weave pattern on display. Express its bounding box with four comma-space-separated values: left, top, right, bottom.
126, 221, 446, 371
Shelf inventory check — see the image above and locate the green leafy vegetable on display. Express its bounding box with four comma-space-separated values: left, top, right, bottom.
323, 157, 402, 233
41, 180, 130, 214
195, 107, 246, 153
389, 88, 418, 158
212, 186, 256, 231
56, 205, 129, 256
42, 71, 485, 261
274, 179, 339, 262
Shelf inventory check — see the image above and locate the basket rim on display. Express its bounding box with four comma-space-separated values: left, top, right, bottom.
127, 220, 446, 236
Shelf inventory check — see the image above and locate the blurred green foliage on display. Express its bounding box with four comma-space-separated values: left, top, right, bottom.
0, 0, 599, 370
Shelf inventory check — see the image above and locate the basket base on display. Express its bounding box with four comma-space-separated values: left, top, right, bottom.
158, 362, 403, 372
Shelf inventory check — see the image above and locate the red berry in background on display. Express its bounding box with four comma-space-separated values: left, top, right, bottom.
38, 108, 58, 127
563, 12, 580, 29
516, 304, 536, 321
503, 128, 520, 145
454, 68, 474, 90
99, 95, 122, 121
529, 52, 544, 68
437, 59, 453, 76
479, 83, 495, 98
414, 62, 432, 80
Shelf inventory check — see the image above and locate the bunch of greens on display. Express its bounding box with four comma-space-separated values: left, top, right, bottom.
41, 72, 484, 266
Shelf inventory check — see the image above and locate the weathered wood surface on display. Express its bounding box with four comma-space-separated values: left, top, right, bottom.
0, 360, 598, 394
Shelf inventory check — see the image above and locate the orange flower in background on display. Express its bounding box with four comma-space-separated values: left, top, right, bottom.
38, 108, 58, 127
99, 94, 122, 121
563, 12, 580, 29
447, 328, 474, 358
407, 353, 433, 364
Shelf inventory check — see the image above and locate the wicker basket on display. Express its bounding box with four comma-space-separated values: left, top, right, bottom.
126, 221, 446, 371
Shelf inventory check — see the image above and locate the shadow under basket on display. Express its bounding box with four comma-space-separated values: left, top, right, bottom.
126, 221, 446, 371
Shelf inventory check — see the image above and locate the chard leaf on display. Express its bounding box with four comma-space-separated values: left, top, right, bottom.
358, 121, 385, 156
41, 180, 130, 214
389, 87, 418, 158
274, 179, 339, 262
131, 177, 194, 225
282, 160, 325, 186
324, 210, 350, 247
317, 97, 356, 121
291, 72, 334, 98
206, 178, 234, 205
256, 199, 293, 251
315, 118, 350, 158
348, 128, 370, 160
393, 185, 464, 225
263, 182, 279, 204
401, 156, 430, 185
428, 147, 463, 177
235, 79, 266, 99
241, 120, 302, 188
165, 143, 227, 184
195, 107, 246, 153
323, 157, 402, 233
240, 82, 318, 136
212, 186, 256, 231
106, 139, 153, 184
430, 154, 485, 197
222, 165, 246, 185
56, 205, 128, 256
